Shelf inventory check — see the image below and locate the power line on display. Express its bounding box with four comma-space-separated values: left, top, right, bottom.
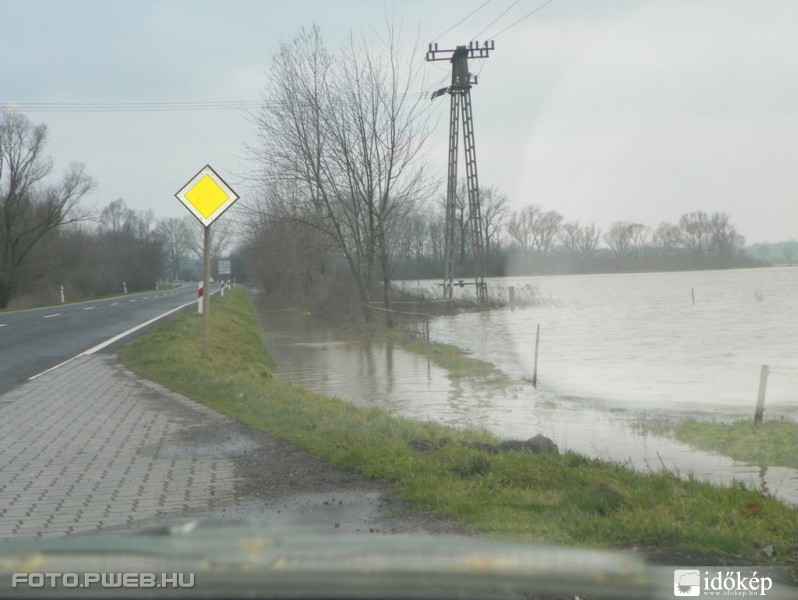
431, 0, 493, 42
488, 0, 559, 39
3, 93, 435, 114
2, 100, 262, 113
472, 0, 521, 41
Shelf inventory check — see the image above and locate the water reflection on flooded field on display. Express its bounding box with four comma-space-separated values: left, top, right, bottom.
252, 270, 798, 505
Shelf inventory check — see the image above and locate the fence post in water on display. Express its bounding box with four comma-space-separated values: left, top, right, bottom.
691, 288, 695, 306
754, 365, 770, 428
532, 324, 540, 388
508, 286, 515, 308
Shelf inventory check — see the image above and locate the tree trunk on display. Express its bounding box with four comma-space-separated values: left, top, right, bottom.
0, 280, 15, 309
379, 229, 393, 328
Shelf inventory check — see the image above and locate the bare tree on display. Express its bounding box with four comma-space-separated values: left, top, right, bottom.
628, 223, 649, 258
676, 210, 711, 257
479, 186, 508, 254
183, 214, 234, 276
244, 180, 335, 298
426, 210, 445, 261
97, 199, 164, 294
157, 217, 193, 280
708, 211, 744, 263
506, 204, 539, 251
245, 23, 432, 320
328, 24, 433, 318
531, 210, 563, 256
604, 221, 648, 258
446, 179, 470, 264
652, 211, 742, 266
653, 221, 681, 255
0, 110, 94, 308
559, 220, 601, 267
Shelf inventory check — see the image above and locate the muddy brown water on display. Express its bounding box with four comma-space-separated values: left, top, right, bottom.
252, 292, 798, 506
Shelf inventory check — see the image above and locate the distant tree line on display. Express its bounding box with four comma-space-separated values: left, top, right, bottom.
22, 199, 239, 307
1, 107, 239, 308
385, 180, 759, 280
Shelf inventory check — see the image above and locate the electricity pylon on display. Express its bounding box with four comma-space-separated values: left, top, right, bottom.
426, 40, 494, 303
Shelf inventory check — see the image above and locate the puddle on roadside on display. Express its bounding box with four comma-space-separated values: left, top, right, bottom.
194, 491, 441, 535
254, 298, 798, 506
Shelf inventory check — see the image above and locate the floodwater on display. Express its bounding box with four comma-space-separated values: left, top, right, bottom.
253, 267, 798, 505
412, 266, 798, 420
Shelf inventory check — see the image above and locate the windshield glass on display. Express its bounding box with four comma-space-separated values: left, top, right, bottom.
1, 1, 796, 598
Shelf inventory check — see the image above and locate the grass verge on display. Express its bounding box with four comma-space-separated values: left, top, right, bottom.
635, 417, 798, 469
121, 287, 798, 568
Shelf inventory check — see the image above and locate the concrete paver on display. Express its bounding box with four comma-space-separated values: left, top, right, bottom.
0, 355, 239, 538
0, 354, 447, 540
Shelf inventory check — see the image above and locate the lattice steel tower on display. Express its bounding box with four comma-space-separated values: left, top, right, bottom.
426, 40, 494, 303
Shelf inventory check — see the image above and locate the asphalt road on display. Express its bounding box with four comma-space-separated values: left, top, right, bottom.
0, 283, 209, 396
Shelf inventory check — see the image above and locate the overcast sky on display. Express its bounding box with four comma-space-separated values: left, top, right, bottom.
3, 0, 797, 244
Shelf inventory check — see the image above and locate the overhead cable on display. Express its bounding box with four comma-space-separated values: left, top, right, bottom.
472, 0, 521, 41
431, 0, 493, 42
487, 0, 558, 39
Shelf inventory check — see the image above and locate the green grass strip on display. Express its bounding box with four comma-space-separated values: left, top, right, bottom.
636, 418, 798, 469
121, 287, 798, 566
343, 320, 501, 379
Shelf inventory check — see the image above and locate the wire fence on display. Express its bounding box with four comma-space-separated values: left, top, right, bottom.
366, 304, 431, 343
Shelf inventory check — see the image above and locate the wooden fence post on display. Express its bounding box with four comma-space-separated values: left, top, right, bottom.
532, 324, 540, 388
754, 365, 770, 428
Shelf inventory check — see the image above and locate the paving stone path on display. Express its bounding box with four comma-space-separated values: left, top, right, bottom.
0, 355, 239, 538
0, 355, 444, 539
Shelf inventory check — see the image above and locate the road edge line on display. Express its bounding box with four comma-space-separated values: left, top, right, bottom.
27, 297, 201, 381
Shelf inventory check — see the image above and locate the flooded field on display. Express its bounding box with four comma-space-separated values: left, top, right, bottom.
253, 267, 798, 505
411, 266, 798, 420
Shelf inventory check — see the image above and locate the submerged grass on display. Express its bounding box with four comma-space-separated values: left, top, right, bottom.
122, 287, 798, 568
344, 319, 503, 380
635, 417, 798, 469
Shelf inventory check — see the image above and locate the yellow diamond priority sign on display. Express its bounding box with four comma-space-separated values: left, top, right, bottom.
176, 165, 239, 227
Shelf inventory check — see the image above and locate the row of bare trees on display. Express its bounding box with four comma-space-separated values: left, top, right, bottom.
241, 25, 434, 319
45, 205, 235, 305
387, 193, 751, 276
1, 109, 237, 308
1, 110, 94, 308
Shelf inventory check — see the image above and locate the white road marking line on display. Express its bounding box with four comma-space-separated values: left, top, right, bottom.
27, 295, 208, 380
44, 313, 61, 319
83, 306, 96, 311
111, 302, 119, 306
0, 324, 7, 327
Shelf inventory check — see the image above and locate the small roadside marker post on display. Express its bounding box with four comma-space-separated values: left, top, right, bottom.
754, 365, 770, 428
176, 165, 239, 358
532, 324, 540, 388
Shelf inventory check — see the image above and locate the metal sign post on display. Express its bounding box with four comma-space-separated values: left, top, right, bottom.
201, 224, 212, 356
175, 165, 239, 358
